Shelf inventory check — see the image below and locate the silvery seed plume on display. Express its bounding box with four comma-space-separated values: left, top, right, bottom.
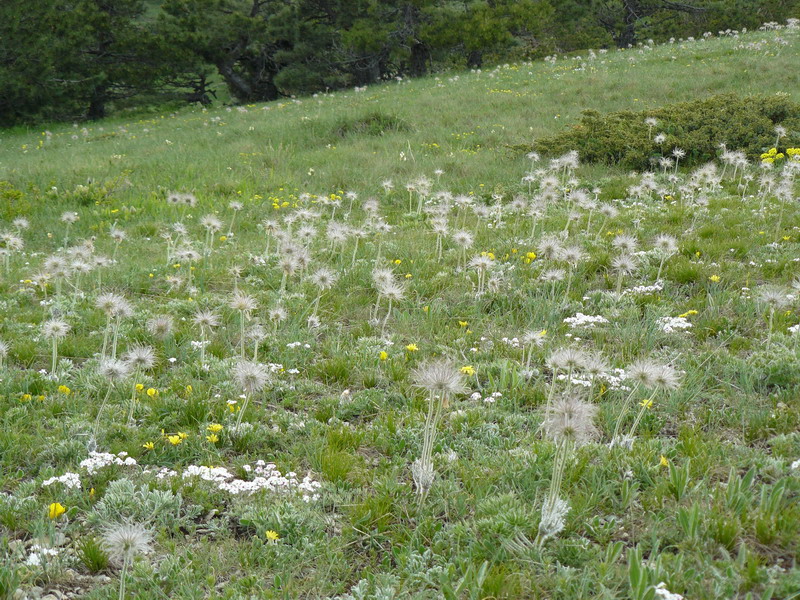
42, 319, 71, 340
98, 358, 131, 382
102, 522, 153, 565
412, 360, 467, 396
192, 309, 220, 329
123, 345, 156, 371
229, 291, 258, 313
542, 395, 598, 445
233, 360, 270, 395
146, 315, 174, 339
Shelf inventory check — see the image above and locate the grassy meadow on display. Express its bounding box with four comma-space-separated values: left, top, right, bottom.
1, 22, 800, 600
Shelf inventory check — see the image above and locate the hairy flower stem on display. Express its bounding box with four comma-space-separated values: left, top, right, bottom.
93, 385, 114, 440
381, 297, 393, 335
118, 558, 128, 600
239, 311, 246, 360
536, 437, 572, 547
767, 308, 775, 347
235, 393, 250, 432
627, 395, 655, 439
111, 320, 121, 360
418, 390, 447, 503
611, 381, 642, 444
128, 372, 140, 425
101, 316, 112, 360
656, 256, 667, 282
51, 338, 58, 374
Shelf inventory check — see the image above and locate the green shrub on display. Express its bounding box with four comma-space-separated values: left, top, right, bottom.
531, 93, 800, 170
333, 111, 411, 139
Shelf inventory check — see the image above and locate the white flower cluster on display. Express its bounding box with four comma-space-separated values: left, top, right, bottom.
501, 336, 521, 348
654, 583, 684, 600
625, 282, 664, 295
557, 369, 630, 391
181, 460, 322, 501
79, 451, 137, 475
286, 341, 311, 349
153, 467, 178, 479
26, 545, 59, 567
563, 313, 609, 329
470, 391, 503, 404
789, 324, 800, 335
657, 316, 692, 333
41, 472, 81, 489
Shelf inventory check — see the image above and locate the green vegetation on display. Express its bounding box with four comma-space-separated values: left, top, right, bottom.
533, 93, 800, 169
0, 22, 800, 600
1, 0, 798, 124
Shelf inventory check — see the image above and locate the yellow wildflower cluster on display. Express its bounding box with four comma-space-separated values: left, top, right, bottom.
761, 147, 800, 163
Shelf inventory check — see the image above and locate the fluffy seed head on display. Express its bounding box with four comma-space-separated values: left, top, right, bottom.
542, 395, 598, 445
146, 315, 174, 339
412, 360, 467, 397
310, 267, 338, 290
102, 522, 152, 565
229, 291, 258, 314
123, 345, 156, 371
42, 319, 71, 340
233, 360, 270, 395
98, 358, 131, 382
193, 309, 220, 330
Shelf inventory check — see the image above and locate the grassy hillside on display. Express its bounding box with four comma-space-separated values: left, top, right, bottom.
1, 24, 799, 600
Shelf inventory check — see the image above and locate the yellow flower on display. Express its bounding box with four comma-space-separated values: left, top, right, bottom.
709, 275, 720, 283
219, 235, 228, 242
146, 388, 158, 398
21, 393, 32, 402
207, 423, 223, 433
185, 385, 193, 394
48, 502, 66, 519
526, 252, 536, 260
394, 259, 402, 265
142, 441, 155, 450
206, 434, 219, 443
460, 365, 475, 376
265, 530, 280, 543
57, 385, 71, 395
459, 321, 468, 328
639, 398, 653, 409
178, 431, 188, 440
405, 343, 418, 352
379, 351, 388, 361
659, 455, 669, 467
167, 435, 182, 445
678, 310, 698, 318
135, 383, 144, 392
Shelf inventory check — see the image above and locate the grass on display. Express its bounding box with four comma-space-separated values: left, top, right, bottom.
0, 23, 800, 600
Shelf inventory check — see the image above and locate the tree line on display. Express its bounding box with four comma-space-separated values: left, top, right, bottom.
1, 0, 798, 125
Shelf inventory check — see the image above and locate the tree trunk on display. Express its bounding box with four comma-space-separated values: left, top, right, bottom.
467, 49, 483, 69
217, 61, 254, 101
87, 87, 107, 120
409, 40, 429, 77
